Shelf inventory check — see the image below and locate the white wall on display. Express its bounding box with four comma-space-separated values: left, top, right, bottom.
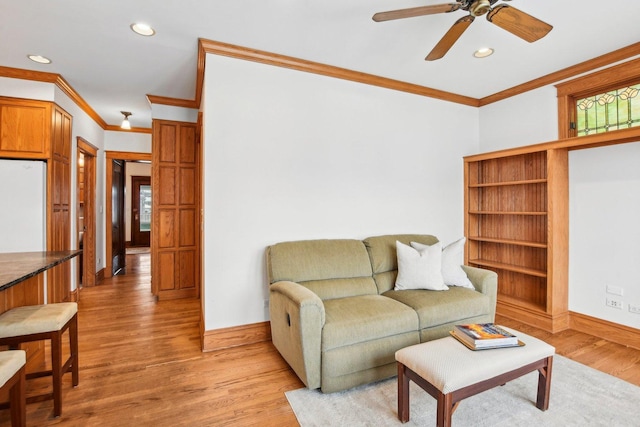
151, 104, 199, 123
0, 77, 54, 101
104, 131, 151, 153
479, 86, 558, 153
202, 54, 480, 330
479, 79, 640, 329
569, 142, 640, 328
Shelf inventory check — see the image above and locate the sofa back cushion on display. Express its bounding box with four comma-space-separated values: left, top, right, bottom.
363, 234, 439, 294
267, 239, 377, 300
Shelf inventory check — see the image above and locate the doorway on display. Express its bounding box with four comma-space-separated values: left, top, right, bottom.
105, 151, 152, 279
131, 176, 151, 247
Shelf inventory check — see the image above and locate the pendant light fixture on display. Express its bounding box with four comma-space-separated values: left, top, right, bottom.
120, 111, 132, 130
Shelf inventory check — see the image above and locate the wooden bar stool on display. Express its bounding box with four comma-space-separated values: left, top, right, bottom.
0, 350, 26, 427
0, 303, 79, 417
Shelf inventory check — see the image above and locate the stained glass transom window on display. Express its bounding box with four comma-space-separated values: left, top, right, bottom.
576, 84, 640, 136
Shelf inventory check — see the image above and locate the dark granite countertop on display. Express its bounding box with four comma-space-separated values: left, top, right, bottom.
0, 250, 82, 291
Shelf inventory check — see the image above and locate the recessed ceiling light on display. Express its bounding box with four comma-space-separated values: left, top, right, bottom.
130, 23, 155, 36
27, 54, 52, 64
473, 47, 494, 59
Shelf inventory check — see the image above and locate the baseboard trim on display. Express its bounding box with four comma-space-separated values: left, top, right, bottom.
569, 311, 640, 351
202, 321, 271, 352
95, 268, 105, 285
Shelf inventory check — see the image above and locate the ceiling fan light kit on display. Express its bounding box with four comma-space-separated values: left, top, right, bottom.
373, 0, 552, 60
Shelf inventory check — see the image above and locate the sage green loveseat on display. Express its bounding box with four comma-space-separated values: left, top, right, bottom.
266, 234, 497, 393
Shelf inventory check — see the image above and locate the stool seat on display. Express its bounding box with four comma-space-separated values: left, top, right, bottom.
0, 350, 26, 427
0, 303, 77, 338
0, 351, 26, 388
396, 328, 555, 394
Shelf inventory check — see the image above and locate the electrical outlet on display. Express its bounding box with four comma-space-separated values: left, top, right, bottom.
263, 299, 269, 309
629, 304, 640, 314
606, 297, 623, 309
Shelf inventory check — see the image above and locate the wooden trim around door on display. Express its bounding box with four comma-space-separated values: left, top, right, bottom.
77, 137, 97, 287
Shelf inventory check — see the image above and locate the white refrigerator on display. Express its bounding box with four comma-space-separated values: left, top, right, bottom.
0, 159, 47, 252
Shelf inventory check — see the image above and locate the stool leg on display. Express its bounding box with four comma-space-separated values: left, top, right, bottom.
436, 392, 453, 427
397, 362, 410, 423
536, 356, 553, 411
9, 366, 26, 427
70, 314, 79, 387
51, 330, 62, 417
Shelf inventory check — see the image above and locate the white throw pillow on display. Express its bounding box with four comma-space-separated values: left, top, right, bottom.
395, 241, 448, 291
411, 238, 474, 289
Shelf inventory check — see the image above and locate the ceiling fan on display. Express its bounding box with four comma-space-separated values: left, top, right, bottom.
372, 0, 552, 61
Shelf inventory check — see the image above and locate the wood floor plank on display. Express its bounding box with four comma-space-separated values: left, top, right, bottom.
0, 254, 637, 425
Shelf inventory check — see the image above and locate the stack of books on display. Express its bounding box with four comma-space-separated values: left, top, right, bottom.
451, 323, 523, 350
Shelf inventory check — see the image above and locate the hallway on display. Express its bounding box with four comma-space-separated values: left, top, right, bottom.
2, 253, 301, 426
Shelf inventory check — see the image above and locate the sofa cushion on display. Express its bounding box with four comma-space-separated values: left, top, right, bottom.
267, 239, 378, 300
322, 295, 419, 350
395, 241, 448, 291
382, 287, 490, 329
412, 237, 475, 289
364, 234, 439, 293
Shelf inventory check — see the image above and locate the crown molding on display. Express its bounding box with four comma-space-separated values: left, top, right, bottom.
145, 94, 197, 109
104, 124, 153, 134
479, 42, 640, 106
198, 38, 481, 107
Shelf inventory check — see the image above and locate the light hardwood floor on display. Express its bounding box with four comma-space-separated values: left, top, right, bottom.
2, 253, 639, 425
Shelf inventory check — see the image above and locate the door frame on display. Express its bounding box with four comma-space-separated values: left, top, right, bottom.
105, 151, 152, 278
77, 137, 97, 287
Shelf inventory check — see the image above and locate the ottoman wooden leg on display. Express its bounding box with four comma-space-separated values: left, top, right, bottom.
397, 362, 410, 423
436, 392, 453, 427
536, 356, 553, 411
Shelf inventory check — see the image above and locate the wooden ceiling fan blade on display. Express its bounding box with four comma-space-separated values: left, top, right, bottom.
425, 15, 474, 61
373, 3, 461, 22
487, 4, 552, 42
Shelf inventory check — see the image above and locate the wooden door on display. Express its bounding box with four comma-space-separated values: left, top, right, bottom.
111, 160, 126, 276
152, 120, 200, 300
131, 176, 151, 247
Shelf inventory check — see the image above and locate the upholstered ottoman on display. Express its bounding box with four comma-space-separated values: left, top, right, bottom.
395, 328, 554, 426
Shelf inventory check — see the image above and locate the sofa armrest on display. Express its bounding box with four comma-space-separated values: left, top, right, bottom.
269, 281, 325, 389
461, 265, 498, 322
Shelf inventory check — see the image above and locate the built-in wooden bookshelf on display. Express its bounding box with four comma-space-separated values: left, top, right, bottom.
464, 148, 569, 332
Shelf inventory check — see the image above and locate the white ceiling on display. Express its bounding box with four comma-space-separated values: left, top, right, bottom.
2, 0, 640, 129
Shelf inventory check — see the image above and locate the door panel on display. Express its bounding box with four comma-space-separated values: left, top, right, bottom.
111, 160, 125, 276
152, 120, 200, 300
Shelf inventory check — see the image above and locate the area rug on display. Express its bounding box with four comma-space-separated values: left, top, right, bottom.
286, 355, 640, 426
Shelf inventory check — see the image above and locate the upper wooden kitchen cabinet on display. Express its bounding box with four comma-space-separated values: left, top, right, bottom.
0, 97, 53, 158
